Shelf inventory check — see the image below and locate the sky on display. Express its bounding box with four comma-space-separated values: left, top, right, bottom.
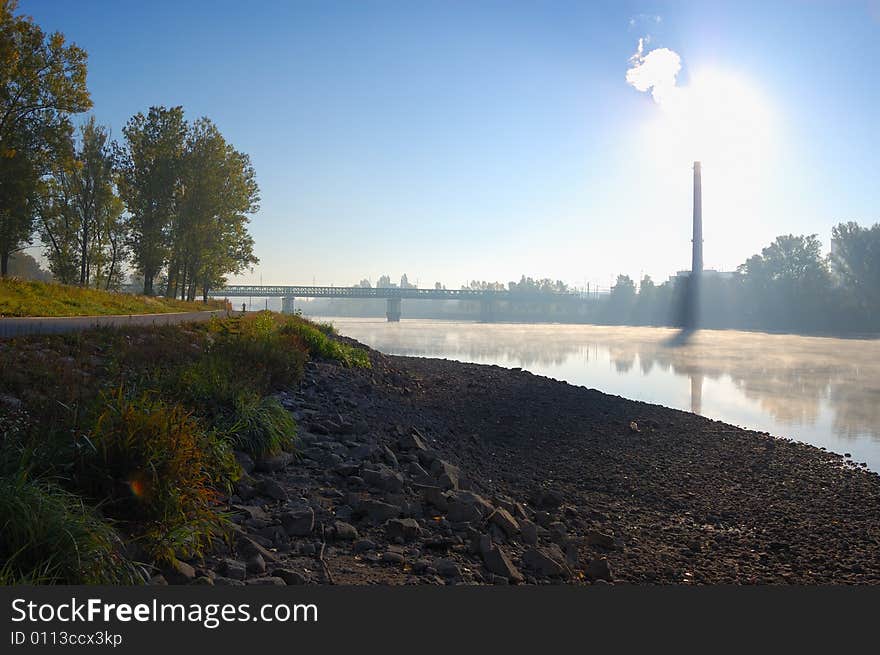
20, 0, 880, 290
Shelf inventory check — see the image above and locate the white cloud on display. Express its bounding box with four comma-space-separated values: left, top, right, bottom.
625, 42, 681, 106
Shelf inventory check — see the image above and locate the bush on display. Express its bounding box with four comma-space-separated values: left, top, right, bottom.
225, 392, 297, 457
0, 473, 142, 585
77, 391, 233, 563
280, 319, 370, 368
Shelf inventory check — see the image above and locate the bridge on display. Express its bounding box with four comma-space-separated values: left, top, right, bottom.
216, 285, 588, 322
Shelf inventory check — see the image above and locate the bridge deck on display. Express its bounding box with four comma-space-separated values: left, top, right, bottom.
216, 285, 584, 302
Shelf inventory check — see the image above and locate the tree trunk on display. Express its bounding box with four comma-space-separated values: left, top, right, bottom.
144, 273, 154, 295
1, 251, 8, 277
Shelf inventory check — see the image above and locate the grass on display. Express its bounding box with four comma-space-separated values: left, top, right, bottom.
0, 307, 370, 579
0, 473, 143, 585
0, 277, 224, 317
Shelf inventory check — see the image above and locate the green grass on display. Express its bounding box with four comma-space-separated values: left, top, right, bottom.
0, 277, 223, 317
0, 473, 143, 585
0, 309, 370, 579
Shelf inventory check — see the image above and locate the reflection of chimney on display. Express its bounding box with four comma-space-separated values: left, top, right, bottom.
692, 161, 703, 275
690, 372, 703, 415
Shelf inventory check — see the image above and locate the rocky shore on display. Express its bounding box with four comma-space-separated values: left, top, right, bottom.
161, 339, 880, 585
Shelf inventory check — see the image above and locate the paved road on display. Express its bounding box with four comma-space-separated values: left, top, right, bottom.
0, 310, 226, 338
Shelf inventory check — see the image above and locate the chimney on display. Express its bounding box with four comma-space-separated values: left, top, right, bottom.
692, 161, 703, 275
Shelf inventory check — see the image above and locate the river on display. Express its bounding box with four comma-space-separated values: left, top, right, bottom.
312, 317, 880, 472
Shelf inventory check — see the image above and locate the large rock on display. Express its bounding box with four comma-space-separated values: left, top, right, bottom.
257, 478, 288, 502
280, 508, 315, 536
431, 459, 461, 490
488, 508, 520, 536
359, 500, 402, 522
522, 546, 568, 578
587, 558, 613, 582
482, 546, 523, 583
272, 568, 308, 585
421, 485, 450, 512
385, 518, 423, 542
399, 430, 428, 451
254, 452, 293, 473
446, 491, 494, 523
520, 520, 539, 546
361, 464, 405, 492
332, 521, 359, 541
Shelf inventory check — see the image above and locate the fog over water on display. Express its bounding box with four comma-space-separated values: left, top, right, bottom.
314, 317, 880, 472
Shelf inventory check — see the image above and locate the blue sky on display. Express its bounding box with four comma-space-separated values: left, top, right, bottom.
20, 0, 880, 289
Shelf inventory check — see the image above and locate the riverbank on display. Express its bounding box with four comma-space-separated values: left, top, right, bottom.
204, 337, 880, 586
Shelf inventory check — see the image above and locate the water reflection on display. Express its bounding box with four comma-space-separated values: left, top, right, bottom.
315, 318, 880, 470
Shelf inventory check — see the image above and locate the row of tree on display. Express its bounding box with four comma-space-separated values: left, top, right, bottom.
605, 224, 880, 333
0, 1, 258, 298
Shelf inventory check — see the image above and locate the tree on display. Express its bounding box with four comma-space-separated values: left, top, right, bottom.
117, 106, 186, 294
39, 117, 121, 286
738, 234, 831, 330
0, 0, 90, 274
831, 221, 880, 318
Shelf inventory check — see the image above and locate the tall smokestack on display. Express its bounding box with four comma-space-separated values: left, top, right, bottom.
692, 161, 703, 275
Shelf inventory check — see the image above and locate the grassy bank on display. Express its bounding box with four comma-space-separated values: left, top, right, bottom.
0, 277, 224, 317
0, 311, 369, 584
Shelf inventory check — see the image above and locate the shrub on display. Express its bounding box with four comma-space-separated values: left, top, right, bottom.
225, 392, 297, 457
77, 391, 232, 563
279, 319, 370, 368
0, 473, 142, 585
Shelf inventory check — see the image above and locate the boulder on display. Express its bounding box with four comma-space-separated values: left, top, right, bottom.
522, 546, 568, 577
254, 452, 293, 473
431, 459, 461, 490
585, 530, 615, 549
280, 508, 315, 536
587, 557, 613, 582
332, 521, 359, 541
233, 450, 255, 474
488, 508, 520, 536
257, 478, 288, 502
385, 518, 423, 542
359, 499, 402, 522
482, 546, 523, 583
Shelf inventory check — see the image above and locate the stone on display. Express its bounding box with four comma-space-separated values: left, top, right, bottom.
235, 533, 278, 563
220, 559, 246, 581
149, 574, 168, 585
190, 576, 214, 585
381, 551, 406, 566
246, 577, 286, 586
280, 508, 315, 536
483, 546, 523, 583
258, 478, 288, 502
359, 499, 402, 522
385, 518, 423, 542
213, 576, 245, 586
407, 462, 432, 483
522, 547, 567, 577
272, 568, 308, 585
489, 508, 520, 536
362, 464, 405, 492
246, 554, 267, 575
332, 520, 359, 541
380, 445, 399, 468
435, 558, 461, 579
353, 539, 378, 554
233, 450, 255, 474
163, 559, 196, 584
446, 491, 494, 523
520, 520, 539, 546
399, 430, 428, 451
587, 558, 613, 582
585, 530, 615, 549
431, 459, 461, 490
422, 486, 450, 512
254, 452, 293, 473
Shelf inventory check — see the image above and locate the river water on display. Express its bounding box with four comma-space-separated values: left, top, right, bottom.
313, 317, 880, 471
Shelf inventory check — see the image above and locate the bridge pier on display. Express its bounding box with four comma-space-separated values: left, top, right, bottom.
281, 296, 296, 314
479, 298, 496, 323
386, 297, 401, 322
